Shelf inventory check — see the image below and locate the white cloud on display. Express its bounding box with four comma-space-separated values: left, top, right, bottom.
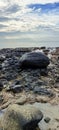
0, 0, 59, 47
9, 0, 59, 5
0, 0, 59, 8
0, 10, 59, 33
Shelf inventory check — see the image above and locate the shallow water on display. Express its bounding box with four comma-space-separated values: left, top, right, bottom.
0, 109, 6, 118
33, 103, 59, 130
0, 111, 3, 118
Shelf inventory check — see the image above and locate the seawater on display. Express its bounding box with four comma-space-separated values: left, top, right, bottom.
0, 42, 59, 49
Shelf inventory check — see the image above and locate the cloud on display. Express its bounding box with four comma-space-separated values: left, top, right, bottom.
5, 4, 20, 14
0, 16, 11, 22
7, 0, 59, 6
0, 10, 59, 33
0, 24, 7, 29
0, 0, 59, 47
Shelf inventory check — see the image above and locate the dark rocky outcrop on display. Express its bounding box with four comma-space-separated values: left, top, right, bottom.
19, 52, 50, 69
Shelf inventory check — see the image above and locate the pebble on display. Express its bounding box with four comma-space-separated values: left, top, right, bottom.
44, 117, 51, 123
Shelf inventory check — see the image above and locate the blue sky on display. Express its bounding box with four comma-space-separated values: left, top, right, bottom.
0, 0, 59, 48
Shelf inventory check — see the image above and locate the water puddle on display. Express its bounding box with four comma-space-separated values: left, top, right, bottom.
33, 103, 59, 130
0, 109, 6, 118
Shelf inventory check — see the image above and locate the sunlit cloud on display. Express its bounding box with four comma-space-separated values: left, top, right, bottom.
0, 0, 59, 47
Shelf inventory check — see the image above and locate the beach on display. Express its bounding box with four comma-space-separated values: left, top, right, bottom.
0, 47, 59, 130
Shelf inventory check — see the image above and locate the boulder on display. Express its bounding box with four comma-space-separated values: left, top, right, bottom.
2, 104, 43, 130
19, 52, 50, 69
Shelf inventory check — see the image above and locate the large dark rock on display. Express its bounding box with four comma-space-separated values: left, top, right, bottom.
19, 52, 50, 69
2, 104, 43, 130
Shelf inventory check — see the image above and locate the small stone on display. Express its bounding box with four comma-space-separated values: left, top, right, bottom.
15, 95, 27, 105
44, 117, 51, 123
0, 55, 5, 62
7, 85, 24, 93
55, 76, 59, 83
54, 83, 59, 88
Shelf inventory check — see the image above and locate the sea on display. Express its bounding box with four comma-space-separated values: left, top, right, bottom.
0, 41, 59, 49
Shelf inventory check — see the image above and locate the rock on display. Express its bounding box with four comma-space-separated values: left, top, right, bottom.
19, 52, 50, 69
10, 80, 22, 87
0, 95, 4, 104
15, 95, 27, 105
40, 69, 48, 76
54, 83, 59, 88
55, 76, 59, 83
40, 46, 46, 50
14, 80, 21, 85
0, 82, 3, 91
2, 57, 20, 81
5, 72, 18, 81
44, 117, 51, 123
2, 104, 43, 130
0, 65, 2, 70
34, 87, 54, 98
7, 85, 24, 93
43, 49, 50, 55
27, 94, 35, 104
36, 95, 49, 103
0, 55, 5, 62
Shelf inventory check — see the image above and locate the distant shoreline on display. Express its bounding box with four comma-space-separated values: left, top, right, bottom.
0, 46, 59, 50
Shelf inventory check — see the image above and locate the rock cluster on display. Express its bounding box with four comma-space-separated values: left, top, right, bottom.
0, 47, 58, 100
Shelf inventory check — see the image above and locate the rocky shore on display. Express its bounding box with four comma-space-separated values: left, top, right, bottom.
0, 47, 59, 130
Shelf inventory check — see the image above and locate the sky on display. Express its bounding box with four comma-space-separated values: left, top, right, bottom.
0, 0, 59, 48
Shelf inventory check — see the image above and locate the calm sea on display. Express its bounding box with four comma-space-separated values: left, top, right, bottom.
0, 41, 59, 49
